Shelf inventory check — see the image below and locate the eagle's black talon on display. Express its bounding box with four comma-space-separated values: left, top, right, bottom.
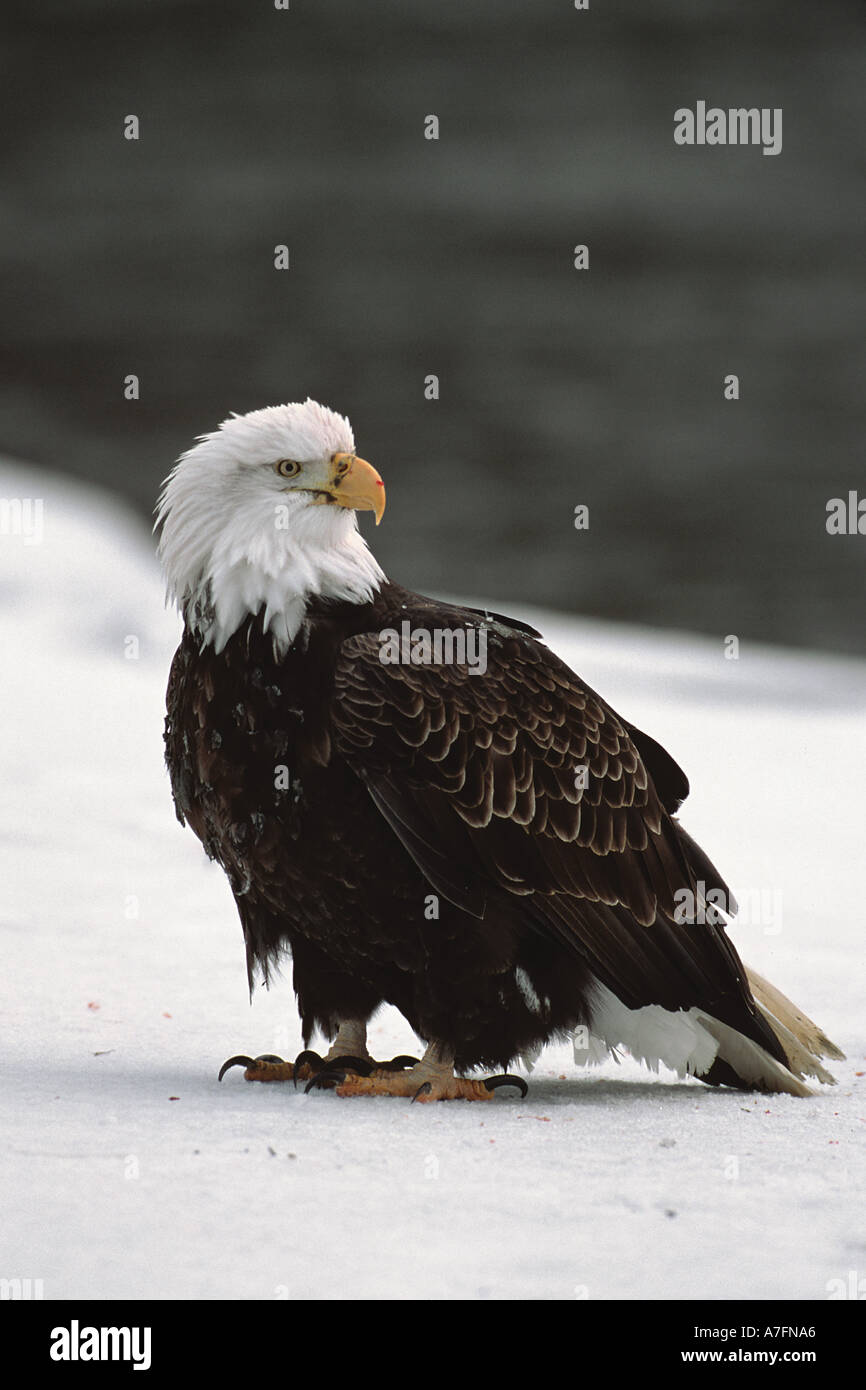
218, 1055, 257, 1081
292, 1049, 325, 1087
383, 1054, 421, 1070
254, 1054, 286, 1064
296, 1051, 377, 1089
483, 1073, 529, 1096
293, 1049, 324, 1069
304, 1068, 349, 1093
322, 1054, 375, 1076
412, 1082, 433, 1102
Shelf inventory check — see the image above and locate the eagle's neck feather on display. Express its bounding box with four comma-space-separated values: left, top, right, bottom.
163, 500, 386, 656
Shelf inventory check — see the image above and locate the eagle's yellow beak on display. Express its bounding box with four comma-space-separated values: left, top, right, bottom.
329, 453, 386, 525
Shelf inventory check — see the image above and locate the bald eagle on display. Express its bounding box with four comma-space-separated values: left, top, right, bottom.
157, 399, 842, 1101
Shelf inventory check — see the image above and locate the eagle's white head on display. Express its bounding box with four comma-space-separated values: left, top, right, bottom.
156, 399, 387, 653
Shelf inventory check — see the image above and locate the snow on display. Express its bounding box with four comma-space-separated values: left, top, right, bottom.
1, 460, 863, 1302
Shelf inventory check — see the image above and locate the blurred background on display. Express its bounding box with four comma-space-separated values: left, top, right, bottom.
2, 0, 864, 653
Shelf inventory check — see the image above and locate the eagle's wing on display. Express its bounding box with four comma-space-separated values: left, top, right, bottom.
329, 618, 837, 1091
332, 621, 718, 929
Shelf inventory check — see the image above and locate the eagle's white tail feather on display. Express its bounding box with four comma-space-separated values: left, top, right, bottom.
586, 985, 719, 1080
694, 1013, 815, 1097
584, 974, 842, 1095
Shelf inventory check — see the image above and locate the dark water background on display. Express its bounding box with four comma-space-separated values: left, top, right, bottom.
2, 0, 864, 653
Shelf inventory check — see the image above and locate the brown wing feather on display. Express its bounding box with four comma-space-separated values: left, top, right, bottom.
331, 624, 711, 929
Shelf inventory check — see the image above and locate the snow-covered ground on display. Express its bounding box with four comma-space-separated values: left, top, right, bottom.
1, 460, 863, 1301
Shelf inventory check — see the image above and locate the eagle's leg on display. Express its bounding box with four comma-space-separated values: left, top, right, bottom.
320, 1018, 374, 1069
322, 1041, 527, 1102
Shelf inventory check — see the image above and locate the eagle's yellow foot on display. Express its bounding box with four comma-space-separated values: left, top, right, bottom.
335, 1069, 496, 1101
307, 1042, 528, 1101
218, 1053, 306, 1083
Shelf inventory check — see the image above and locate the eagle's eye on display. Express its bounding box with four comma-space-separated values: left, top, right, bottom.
275, 459, 301, 478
